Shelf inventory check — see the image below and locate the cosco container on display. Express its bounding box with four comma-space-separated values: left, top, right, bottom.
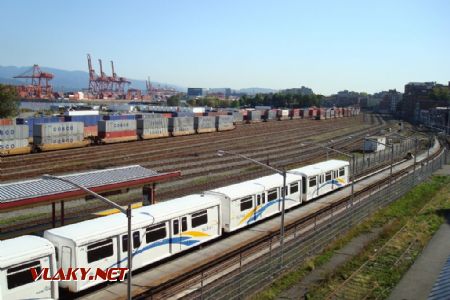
168, 117, 195, 136
216, 115, 235, 131
194, 116, 216, 133
98, 120, 137, 133
230, 111, 244, 124
34, 134, 89, 151
33, 122, 84, 137
137, 118, 170, 139
0, 125, 29, 140
0, 138, 30, 156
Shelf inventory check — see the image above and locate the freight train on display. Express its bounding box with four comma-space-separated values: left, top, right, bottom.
0, 107, 360, 156
0, 159, 349, 299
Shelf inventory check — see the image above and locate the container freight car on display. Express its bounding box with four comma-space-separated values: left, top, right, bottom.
32, 122, 87, 151
0, 138, 31, 156
169, 117, 195, 136
98, 120, 138, 143
262, 109, 277, 122
194, 116, 216, 134
216, 115, 235, 131
0, 125, 31, 156
246, 110, 262, 123
229, 111, 244, 124
34, 134, 89, 151
289, 108, 300, 119
137, 118, 170, 139
277, 109, 290, 121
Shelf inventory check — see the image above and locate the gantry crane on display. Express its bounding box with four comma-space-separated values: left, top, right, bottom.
13, 64, 54, 99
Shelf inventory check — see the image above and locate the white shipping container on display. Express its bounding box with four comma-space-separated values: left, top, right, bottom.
137, 118, 169, 136
195, 116, 215, 129
248, 110, 261, 120
0, 125, 29, 140
363, 136, 386, 152
216, 115, 234, 127
34, 134, 85, 145
98, 120, 137, 133
33, 122, 84, 137
0, 138, 29, 150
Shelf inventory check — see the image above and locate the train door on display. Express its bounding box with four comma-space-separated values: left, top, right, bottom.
318, 174, 325, 196
332, 170, 338, 189
171, 215, 190, 252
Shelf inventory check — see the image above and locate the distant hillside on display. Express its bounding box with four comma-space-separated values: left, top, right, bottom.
0, 65, 186, 92
239, 87, 277, 95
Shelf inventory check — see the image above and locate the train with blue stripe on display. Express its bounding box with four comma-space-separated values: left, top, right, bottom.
0, 160, 349, 298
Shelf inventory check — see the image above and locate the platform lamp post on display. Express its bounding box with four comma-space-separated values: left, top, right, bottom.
41, 174, 133, 300
216, 150, 288, 267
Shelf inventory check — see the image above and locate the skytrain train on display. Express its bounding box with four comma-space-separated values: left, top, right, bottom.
0, 160, 349, 299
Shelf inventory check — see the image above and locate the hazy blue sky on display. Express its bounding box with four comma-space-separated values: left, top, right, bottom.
1, 0, 449, 94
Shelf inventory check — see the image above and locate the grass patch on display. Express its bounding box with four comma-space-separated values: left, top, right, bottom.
252, 175, 450, 300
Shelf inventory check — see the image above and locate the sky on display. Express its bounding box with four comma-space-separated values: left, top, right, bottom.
1, 0, 449, 95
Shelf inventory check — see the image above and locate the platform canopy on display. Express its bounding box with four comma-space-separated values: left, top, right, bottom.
0, 165, 180, 210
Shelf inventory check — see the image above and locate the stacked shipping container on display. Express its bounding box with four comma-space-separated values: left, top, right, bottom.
0, 125, 30, 155
194, 116, 216, 133
246, 110, 261, 123
137, 118, 169, 139
98, 120, 138, 143
33, 122, 88, 151
216, 115, 235, 131
169, 117, 195, 136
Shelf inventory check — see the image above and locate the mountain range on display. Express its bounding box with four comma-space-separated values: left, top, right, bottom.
0, 65, 277, 95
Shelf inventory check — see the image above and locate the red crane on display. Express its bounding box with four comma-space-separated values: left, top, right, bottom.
13, 64, 54, 99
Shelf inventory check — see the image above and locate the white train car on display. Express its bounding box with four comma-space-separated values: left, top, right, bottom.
43, 194, 221, 293
290, 160, 349, 201
205, 172, 302, 232
0, 236, 58, 300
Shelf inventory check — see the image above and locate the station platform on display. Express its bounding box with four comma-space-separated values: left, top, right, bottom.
81, 141, 441, 300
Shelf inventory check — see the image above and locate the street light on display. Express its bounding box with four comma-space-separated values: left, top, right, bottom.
42, 174, 133, 300
217, 150, 288, 266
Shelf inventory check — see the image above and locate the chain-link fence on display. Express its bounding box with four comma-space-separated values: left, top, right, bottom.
192, 147, 448, 300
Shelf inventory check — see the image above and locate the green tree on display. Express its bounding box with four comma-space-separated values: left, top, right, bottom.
166, 94, 181, 106
0, 84, 19, 118
430, 86, 450, 102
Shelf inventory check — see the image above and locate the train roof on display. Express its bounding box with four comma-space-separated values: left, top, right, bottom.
207, 180, 265, 200
289, 160, 349, 177
44, 194, 220, 246
0, 235, 54, 268
249, 173, 302, 190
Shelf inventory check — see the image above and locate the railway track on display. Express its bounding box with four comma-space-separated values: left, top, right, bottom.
1, 115, 387, 239
131, 139, 443, 300
0, 115, 376, 180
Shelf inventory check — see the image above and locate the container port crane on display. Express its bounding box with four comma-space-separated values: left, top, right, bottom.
13, 64, 54, 99
87, 54, 130, 99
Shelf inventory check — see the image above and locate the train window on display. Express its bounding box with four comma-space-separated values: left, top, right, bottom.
122, 235, 128, 252
133, 231, 141, 249
309, 177, 317, 187
87, 239, 113, 263
181, 217, 188, 232
290, 182, 299, 194
268, 189, 278, 201
325, 172, 332, 181
256, 195, 261, 206
173, 219, 180, 235
240, 196, 253, 211
55, 246, 59, 262
262, 193, 266, 204
302, 177, 306, 193
146, 223, 166, 243
339, 167, 345, 176
7, 260, 41, 289
192, 210, 208, 227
